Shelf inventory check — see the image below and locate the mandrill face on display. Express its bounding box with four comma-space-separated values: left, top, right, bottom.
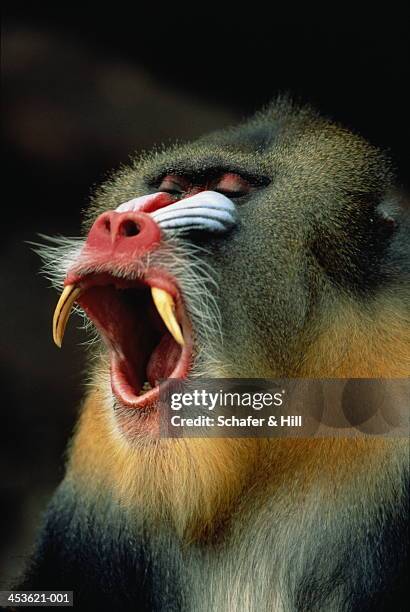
44, 100, 408, 445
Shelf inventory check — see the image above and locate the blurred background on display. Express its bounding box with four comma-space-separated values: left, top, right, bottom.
1, 9, 409, 586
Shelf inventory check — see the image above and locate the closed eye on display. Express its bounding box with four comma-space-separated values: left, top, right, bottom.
157, 175, 189, 196
212, 173, 251, 198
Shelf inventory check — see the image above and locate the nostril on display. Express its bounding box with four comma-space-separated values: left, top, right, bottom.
120, 219, 140, 237
87, 210, 159, 253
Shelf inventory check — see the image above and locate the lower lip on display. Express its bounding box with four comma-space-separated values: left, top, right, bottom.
110, 336, 192, 411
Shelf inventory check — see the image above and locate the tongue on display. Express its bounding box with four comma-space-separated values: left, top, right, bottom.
146, 333, 181, 387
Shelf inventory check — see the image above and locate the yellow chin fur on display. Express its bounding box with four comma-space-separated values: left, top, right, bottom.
68, 388, 263, 541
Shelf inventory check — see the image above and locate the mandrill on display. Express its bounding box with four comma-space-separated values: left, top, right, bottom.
20, 100, 409, 611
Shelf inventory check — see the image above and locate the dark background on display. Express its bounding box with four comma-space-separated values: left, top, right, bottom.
1, 10, 409, 586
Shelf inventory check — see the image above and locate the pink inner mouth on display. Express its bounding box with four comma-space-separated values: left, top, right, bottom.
73, 273, 192, 409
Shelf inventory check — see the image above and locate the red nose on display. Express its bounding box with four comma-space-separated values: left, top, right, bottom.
85, 211, 161, 257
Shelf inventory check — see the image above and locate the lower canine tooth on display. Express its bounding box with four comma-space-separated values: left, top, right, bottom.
53, 284, 81, 348
151, 287, 184, 346
139, 381, 153, 395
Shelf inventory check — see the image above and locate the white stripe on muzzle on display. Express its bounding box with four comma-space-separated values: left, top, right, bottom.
115, 191, 237, 234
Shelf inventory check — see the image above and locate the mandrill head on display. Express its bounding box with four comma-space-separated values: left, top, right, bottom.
40, 99, 409, 539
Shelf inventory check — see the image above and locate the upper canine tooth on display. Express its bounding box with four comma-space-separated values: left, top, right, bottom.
151, 287, 184, 346
53, 284, 81, 348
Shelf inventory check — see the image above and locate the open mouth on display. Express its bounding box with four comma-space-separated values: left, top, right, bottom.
52, 272, 193, 410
